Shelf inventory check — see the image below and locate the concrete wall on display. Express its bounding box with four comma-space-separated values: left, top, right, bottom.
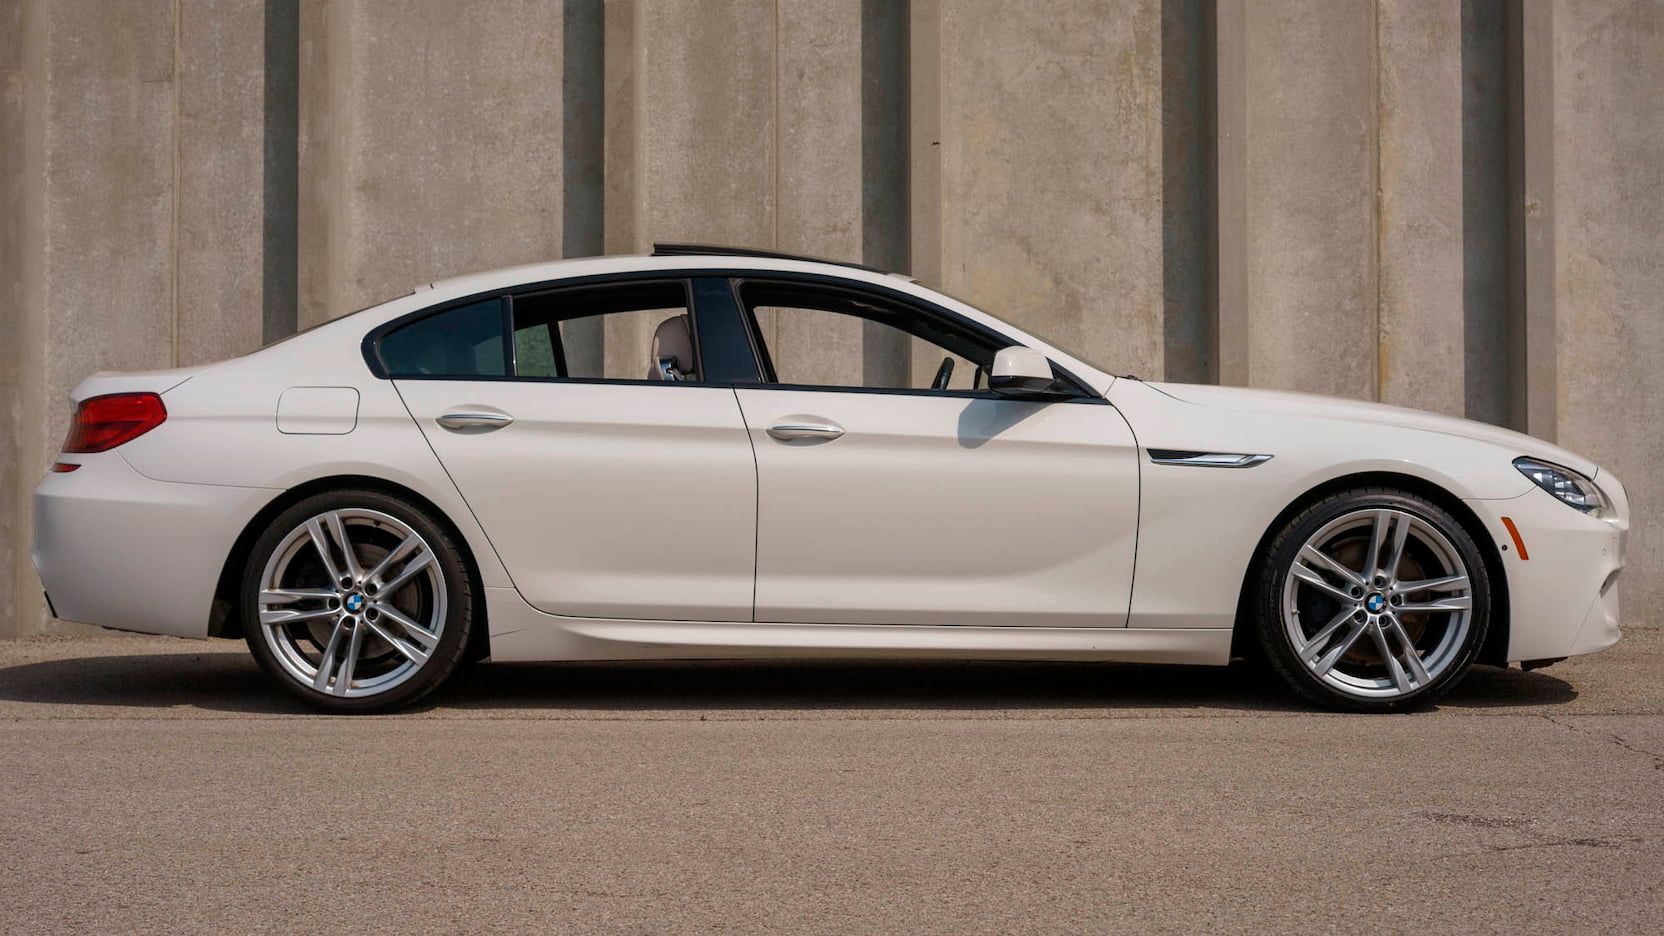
2, 0, 1661, 636
1549, 0, 1664, 612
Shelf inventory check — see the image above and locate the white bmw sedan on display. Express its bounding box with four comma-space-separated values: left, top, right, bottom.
33, 246, 1628, 713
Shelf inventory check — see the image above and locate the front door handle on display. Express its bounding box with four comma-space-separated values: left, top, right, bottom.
436, 408, 514, 433
766, 421, 845, 442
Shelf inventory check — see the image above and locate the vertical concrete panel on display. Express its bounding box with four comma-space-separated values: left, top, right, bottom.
5, 0, 178, 636
1550, 0, 1664, 610
930, 0, 1164, 380
1213, 0, 1248, 386
771, 0, 863, 385
0, 0, 30, 636
262, 0, 300, 344
1513, 0, 1557, 439
1241, 0, 1376, 400
176, 0, 269, 365
632, 0, 775, 249
602, 0, 639, 257
860, 0, 908, 276
1460, 0, 1510, 427
860, 0, 910, 387
561, 0, 605, 373
777, 0, 861, 259
562, 0, 604, 260
296, 0, 342, 329
298, 0, 566, 326
1376, 0, 1465, 416
1161, 0, 1212, 385
41, 0, 178, 381
907, 0, 941, 288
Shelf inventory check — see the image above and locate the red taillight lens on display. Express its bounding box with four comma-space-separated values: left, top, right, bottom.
62, 393, 167, 453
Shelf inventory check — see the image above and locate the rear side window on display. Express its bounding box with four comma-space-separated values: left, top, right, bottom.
379, 299, 507, 378
509, 281, 696, 381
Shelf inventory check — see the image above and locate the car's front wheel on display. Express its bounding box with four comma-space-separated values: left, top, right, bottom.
1254, 487, 1491, 712
241, 489, 474, 713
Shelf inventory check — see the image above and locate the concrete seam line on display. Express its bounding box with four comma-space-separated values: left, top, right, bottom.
170, 0, 182, 367
1372, 0, 1383, 403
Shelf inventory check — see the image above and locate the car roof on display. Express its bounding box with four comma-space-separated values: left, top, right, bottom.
420, 252, 917, 299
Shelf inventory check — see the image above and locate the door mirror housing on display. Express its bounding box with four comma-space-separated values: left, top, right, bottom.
988, 347, 1071, 399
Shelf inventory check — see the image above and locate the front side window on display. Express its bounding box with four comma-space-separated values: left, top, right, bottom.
738, 281, 1001, 393
379, 299, 507, 378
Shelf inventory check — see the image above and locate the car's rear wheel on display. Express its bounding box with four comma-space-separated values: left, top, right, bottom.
242, 489, 473, 713
1255, 487, 1490, 712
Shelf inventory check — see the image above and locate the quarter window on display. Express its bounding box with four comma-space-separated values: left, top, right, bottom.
378, 299, 507, 378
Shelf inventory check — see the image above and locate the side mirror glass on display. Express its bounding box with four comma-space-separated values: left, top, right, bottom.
988, 347, 1071, 399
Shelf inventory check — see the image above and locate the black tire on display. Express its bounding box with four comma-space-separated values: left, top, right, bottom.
241, 489, 474, 713
1254, 487, 1491, 712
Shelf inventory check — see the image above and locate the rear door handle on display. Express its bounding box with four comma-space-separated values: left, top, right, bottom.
436, 408, 514, 433
766, 421, 844, 442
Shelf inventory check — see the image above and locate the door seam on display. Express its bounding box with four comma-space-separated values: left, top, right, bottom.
733, 386, 763, 624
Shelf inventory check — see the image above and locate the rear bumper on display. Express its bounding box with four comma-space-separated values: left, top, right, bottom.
32, 454, 278, 638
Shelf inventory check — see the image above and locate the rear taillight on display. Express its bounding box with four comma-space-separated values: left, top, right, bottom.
62, 393, 167, 453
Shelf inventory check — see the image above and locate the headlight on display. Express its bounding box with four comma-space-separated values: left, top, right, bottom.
1514, 457, 1608, 516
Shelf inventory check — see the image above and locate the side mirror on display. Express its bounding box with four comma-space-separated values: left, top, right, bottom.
988, 347, 1071, 399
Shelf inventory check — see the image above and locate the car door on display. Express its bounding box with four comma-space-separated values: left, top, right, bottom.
730, 277, 1140, 628
380, 277, 759, 622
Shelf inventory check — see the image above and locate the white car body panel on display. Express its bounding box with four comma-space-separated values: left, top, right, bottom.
482, 587, 1231, 665
107, 345, 516, 598
1463, 481, 1626, 661
33, 453, 278, 638
31, 253, 1630, 673
394, 379, 757, 621
735, 387, 1139, 627
1108, 378, 1627, 659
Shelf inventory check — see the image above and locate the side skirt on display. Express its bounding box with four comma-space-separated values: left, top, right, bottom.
484, 587, 1233, 665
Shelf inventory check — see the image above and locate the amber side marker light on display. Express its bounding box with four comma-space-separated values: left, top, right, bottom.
1500, 516, 1530, 560
61, 392, 167, 454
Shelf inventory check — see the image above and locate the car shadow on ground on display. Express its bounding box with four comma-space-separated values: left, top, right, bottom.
0, 648, 1578, 716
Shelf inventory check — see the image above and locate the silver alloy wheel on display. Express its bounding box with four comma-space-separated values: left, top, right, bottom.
257, 508, 446, 699
1281, 507, 1473, 699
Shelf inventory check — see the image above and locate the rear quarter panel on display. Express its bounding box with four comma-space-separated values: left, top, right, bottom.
117, 333, 512, 590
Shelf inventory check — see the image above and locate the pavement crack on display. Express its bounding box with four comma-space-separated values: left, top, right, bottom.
1429, 834, 1650, 862
1483, 835, 1643, 855
1542, 714, 1664, 771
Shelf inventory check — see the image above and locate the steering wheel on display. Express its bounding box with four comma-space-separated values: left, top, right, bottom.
931, 356, 955, 391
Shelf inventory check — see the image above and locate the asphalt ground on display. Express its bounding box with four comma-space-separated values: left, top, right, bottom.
1, 626, 1660, 934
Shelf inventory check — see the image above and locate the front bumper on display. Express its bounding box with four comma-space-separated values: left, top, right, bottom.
32, 453, 278, 638
1466, 471, 1628, 663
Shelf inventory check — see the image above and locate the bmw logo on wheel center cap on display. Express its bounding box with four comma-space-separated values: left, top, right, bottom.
344, 593, 366, 613
1365, 593, 1386, 614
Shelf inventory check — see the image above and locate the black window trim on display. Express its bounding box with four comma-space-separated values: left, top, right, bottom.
359, 267, 1103, 403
